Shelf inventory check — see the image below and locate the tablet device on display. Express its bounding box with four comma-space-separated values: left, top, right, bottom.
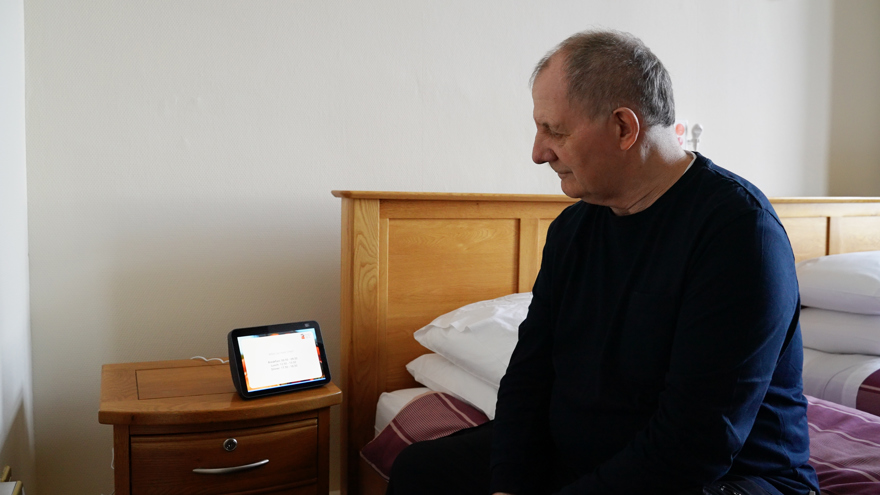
227, 321, 331, 399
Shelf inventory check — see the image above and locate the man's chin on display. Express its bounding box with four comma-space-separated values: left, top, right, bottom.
559, 180, 585, 200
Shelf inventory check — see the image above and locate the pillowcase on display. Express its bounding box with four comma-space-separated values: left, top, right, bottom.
797, 251, 880, 314
801, 307, 880, 355
413, 292, 530, 387
406, 353, 499, 418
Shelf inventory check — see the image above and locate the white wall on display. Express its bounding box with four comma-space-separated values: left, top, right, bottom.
0, 0, 35, 490
23, 1, 833, 493
828, 1, 880, 195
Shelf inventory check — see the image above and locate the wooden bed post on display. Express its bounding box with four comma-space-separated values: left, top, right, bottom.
338, 193, 382, 495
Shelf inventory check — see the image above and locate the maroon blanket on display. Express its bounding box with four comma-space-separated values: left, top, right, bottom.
808, 395, 880, 494
857, 368, 880, 417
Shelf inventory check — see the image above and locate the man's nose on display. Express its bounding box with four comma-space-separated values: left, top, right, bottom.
532, 135, 557, 164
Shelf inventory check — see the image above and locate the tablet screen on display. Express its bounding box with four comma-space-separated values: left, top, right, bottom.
228, 321, 330, 399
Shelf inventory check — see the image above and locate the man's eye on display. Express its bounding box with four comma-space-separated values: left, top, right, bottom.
540, 124, 564, 139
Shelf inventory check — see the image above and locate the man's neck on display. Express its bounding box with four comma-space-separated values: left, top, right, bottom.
608, 148, 695, 216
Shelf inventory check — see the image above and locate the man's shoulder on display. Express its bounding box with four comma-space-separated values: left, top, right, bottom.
685, 155, 778, 222
546, 199, 592, 235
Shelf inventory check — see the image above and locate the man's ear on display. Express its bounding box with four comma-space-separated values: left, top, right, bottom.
612, 107, 640, 151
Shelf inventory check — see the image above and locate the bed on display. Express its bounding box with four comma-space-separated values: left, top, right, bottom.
334, 191, 880, 495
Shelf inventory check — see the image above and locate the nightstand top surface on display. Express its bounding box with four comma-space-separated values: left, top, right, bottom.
99, 359, 341, 426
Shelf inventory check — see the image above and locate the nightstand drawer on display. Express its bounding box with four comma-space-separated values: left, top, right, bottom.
131, 419, 318, 494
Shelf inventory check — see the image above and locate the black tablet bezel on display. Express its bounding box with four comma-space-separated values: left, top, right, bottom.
227, 320, 331, 400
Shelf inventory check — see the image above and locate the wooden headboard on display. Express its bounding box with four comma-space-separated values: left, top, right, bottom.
334, 191, 880, 494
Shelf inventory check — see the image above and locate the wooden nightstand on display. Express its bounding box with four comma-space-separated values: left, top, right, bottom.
99, 359, 342, 495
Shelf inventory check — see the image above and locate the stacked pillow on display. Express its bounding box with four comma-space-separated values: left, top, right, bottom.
797, 251, 880, 355
797, 251, 880, 414
407, 292, 530, 418
406, 251, 880, 418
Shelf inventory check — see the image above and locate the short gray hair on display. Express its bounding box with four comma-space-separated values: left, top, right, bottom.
532, 30, 675, 127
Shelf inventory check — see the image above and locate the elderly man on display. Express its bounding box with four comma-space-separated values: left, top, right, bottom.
388, 30, 819, 495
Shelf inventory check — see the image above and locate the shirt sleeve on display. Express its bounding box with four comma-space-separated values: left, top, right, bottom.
558, 209, 802, 494
489, 219, 559, 494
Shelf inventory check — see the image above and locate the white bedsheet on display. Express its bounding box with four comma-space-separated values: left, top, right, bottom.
374, 387, 431, 436
803, 347, 880, 408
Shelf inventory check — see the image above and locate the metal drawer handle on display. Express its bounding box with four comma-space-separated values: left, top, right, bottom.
192, 459, 269, 475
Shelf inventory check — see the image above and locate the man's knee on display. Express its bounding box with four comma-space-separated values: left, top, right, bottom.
387, 441, 453, 494
389, 441, 435, 480
387, 423, 493, 495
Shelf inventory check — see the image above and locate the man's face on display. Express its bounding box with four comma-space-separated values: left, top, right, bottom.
531, 59, 620, 203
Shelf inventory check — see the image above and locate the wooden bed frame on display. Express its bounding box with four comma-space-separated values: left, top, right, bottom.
334, 191, 880, 495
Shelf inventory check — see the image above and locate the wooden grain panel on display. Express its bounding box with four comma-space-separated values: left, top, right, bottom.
773, 198, 880, 218
101, 365, 139, 404
516, 215, 558, 292
384, 218, 519, 390
102, 360, 339, 495
517, 216, 557, 291
316, 408, 331, 495
779, 217, 828, 263
833, 216, 880, 254
358, 456, 389, 495
337, 197, 355, 495
537, 217, 554, 276
386, 218, 519, 307
518, 218, 540, 292
137, 365, 235, 399
253, 486, 317, 495
380, 199, 572, 220
131, 421, 317, 494
127, 410, 321, 437
99, 361, 341, 426
377, 217, 391, 399
338, 198, 355, 399
114, 425, 131, 495
341, 197, 381, 494
348, 198, 381, 402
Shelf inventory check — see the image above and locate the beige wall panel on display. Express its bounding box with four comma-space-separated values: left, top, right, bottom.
828, 1, 880, 196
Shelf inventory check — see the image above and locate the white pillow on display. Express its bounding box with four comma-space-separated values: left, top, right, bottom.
413, 292, 530, 387
406, 353, 500, 419
797, 251, 880, 314
801, 307, 880, 355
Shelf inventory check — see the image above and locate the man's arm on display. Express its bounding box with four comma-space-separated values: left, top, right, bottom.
489, 225, 557, 494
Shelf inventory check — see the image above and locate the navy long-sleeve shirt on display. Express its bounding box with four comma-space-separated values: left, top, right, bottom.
490, 154, 819, 494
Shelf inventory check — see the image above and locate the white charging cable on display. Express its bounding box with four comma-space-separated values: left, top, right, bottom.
191, 356, 228, 364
